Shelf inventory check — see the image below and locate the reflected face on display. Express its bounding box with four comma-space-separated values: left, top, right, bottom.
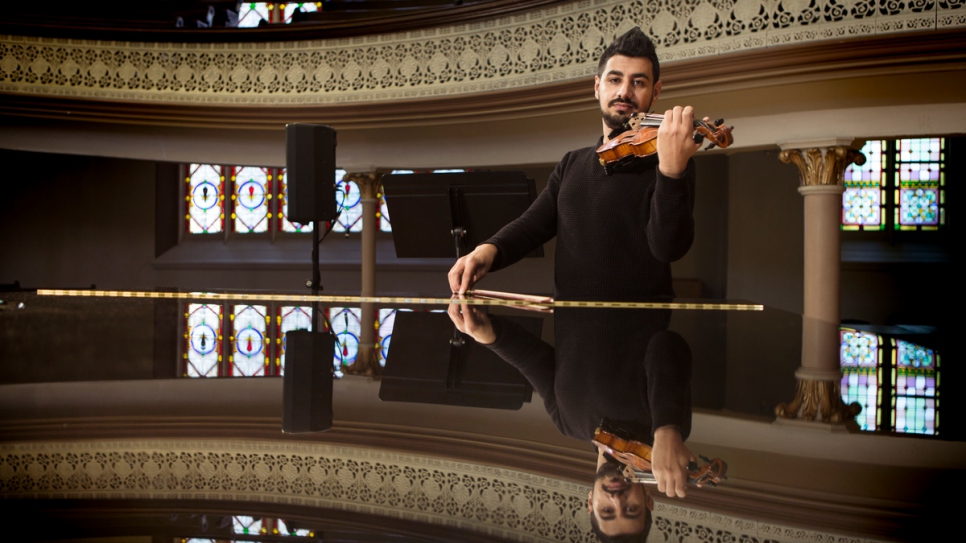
594, 54, 662, 133
588, 458, 653, 536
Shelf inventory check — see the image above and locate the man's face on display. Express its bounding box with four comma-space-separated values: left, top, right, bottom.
594, 54, 662, 133
587, 458, 653, 536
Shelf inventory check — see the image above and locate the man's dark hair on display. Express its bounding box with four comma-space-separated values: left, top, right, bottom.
589, 509, 652, 543
596, 27, 660, 83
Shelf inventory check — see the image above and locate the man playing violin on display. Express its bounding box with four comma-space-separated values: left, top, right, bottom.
448, 27, 701, 303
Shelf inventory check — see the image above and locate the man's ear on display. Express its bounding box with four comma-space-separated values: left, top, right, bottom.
587, 491, 594, 513
650, 80, 662, 109
594, 76, 601, 100
646, 490, 654, 511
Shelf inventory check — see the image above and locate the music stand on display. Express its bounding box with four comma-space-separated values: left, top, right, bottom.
382, 171, 545, 258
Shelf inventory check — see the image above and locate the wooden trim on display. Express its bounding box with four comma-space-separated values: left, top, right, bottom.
1, 29, 962, 130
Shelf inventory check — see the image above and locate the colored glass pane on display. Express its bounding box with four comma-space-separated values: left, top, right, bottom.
233, 515, 263, 535
378, 188, 392, 233
330, 307, 361, 370
332, 170, 363, 233
237, 3, 271, 27
895, 138, 944, 230
277, 519, 313, 536
284, 2, 319, 22
187, 164, 224, 234
891, 338, 939, 435
377, 308, 396, 365
185, 303, 222, 377
839, 329, 881, 431
231, 305, 269, 376
278, 306, 313, 375
232, 166, 271, 233
842, 140, 884, 230
278, 168, 313, 233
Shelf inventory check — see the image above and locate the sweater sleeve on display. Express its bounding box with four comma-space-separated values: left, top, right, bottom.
647, 158, 696, 263
644, 330, 693, 441
483, 157, 564, 272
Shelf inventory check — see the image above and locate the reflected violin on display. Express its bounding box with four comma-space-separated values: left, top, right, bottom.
593, 427, 728, 488
596, 113, 734, 175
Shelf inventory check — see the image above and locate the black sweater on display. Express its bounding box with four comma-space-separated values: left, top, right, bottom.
485, 143, 695, 301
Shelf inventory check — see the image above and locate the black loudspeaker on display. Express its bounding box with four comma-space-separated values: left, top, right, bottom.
282, 331, 335, 433
285, 124, 338, 224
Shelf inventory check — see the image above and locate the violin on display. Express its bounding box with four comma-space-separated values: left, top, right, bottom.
596, 113, 734, 175
593, 427, 728, 488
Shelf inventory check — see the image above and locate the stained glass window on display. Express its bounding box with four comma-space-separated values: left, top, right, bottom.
839, 329, 881, 431
332, 169, 362, 233
232, 166, 271, 233
277, 519, 314, 537
891, 338, 939, 435
184, 303, 222, 377
233, 515, 263, 535
842, 140, 885, 230
277, 306, 313, 375
378, 186, 392, 233
230, 305, 269, 376
896, 138, 945, 230
186, 164, 224, 234
330, 307, 361, 371
377, 308, 396, 365
842, 138, 947, 231
278, 168, 313, 233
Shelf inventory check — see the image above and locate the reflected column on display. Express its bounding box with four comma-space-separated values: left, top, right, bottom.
776, 143, 864, 426
344, 172, 383, 378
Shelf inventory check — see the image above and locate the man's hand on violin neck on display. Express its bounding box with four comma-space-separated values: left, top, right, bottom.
656, 106, 701, 179
651, 426, 695, 499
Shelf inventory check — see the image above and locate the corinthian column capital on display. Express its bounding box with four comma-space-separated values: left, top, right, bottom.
779, 146, 865, 187
344, 172, 383, 199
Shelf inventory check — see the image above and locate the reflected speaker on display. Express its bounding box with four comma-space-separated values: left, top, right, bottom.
285, 123, 338, 224
282, 331, 335, 433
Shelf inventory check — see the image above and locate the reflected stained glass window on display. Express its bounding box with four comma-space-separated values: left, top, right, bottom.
378, 187, 392, 233
842, 140, 885, 230
186, 164, 224, 234
277, 306, 312, 375
237, 2, 272, 27
377, 308, 396, 366
230, 305, 269, 376
232, 166, 271, 233
277, 518, 314, 537
892, 339, 939, 435
896, 138, 944, 230
332, 170, 362, 233
839, 329, 881, 431
330, 307, 361, 370
283, 2, 320, 22
233, 515, 263, 535
278, 168, 313, 233
185, 303, 222, 377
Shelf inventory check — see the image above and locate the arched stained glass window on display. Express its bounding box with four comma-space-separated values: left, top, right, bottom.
230, 305, 269, 376
186, 164, 224, 234
232, 166, 271, 233
277, 306, 312, 375
332, 169, 362, 233
377, 308, 396, 365
330, 306, 361, 370
184, 303, 222, 377
843, 140, 885, 230
278, 168, 313, 233
839, 329, 881, 431
892, 338, 939, 435
896, 138, 945, 230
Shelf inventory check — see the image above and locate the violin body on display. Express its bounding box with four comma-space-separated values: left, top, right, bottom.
593, 427, 728, 488
596, 113, 734, 175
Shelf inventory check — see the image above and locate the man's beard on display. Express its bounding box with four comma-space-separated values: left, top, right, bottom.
601, 99, 639, 131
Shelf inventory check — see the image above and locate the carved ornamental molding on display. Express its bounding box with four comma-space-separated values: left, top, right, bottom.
1, 0, 963, 108
0, 439, 882, 543
779, 146, 865, 187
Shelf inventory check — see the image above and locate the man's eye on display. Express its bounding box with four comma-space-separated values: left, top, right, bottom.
609, 78, 620, 84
